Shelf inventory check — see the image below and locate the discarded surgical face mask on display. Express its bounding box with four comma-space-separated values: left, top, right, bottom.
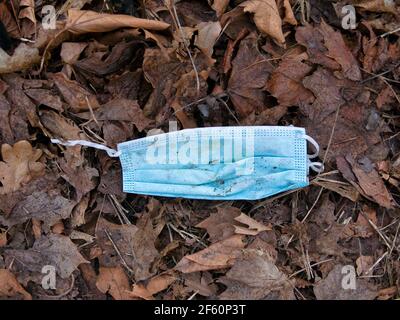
52, 126, 323, 200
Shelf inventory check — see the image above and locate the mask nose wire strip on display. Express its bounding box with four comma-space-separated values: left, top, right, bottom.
302, 134, 324, 173
51, 139, 121, 158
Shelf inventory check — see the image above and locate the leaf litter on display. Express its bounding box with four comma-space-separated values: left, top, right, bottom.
0, 0, 399, 300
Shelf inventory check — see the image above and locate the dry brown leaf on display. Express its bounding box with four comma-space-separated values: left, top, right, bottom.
353, 0, 397, 13
314, 264, 377, 300
227, 33, 273, 118
195, 21, 222, 58
319, 20, 361, 81
240, 0, 285, 44
283, 0, 297, 25
196, 207, 271, 242
266, 53, 314, 107
24, 88, 63, 112
0, 269, 32, 300
175, 235, 245, 273
0, 231, 7, 247
0, 141, 45, 195
49, 72, 100, 112
313, 178, 360, 202
39, 110, 84, 141
60, 42, 88, 64
211, 0, 230, 17
96, 216, 160, 281
77, 98, 153, 132
356, 255, 374, 275
0, 43, 40, 74
96, 266, 133, 300
348, 156, 396, 209
219, 249, 294, 299
59, 158, 99, 200
19, 0, 36, 38
377, 286, 398, 300
66, 9, 170, 34
352, 206, 377, 238
0, 3, 20, 38
5, 234, 88, 284
0, 191, 75, 230
129, 272, 176, 300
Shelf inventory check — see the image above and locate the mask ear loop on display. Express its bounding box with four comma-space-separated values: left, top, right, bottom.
51, 139, 121, 157
302, 135, 324, 174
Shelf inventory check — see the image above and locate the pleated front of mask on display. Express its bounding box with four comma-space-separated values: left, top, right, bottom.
117, 126, 318, 200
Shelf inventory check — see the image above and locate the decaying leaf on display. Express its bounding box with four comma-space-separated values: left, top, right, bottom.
339, 155, 396, 209
0, 44, 40, 74
0, 269, 32, 300
314, 265, 377, 300
96, 266, 132, 300
353, 0, 397, 13
211, 0, 230, 17
266, 52, 314, 107
240, 0, 285, 44
227, 33, 273, 118
195, 21, 222, 59
196, 207, 271, 242
96, 216, 160, 281
5, 234, 88, 284
0, 141, 45, 195
219, 249, 294, 299
129, 272, 177, 300
49, 72, 100, 112
175, 235, 245, 273
0, 191, 75, 230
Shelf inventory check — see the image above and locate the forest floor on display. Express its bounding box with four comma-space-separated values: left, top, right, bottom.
0, 0, 399, 300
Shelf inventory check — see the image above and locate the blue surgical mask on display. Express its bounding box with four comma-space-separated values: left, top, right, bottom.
52, 126, 323, 200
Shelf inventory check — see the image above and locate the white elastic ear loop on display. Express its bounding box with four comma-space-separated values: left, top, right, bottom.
51, 139, 121, 158
308, 161, 324, 173
302, 134, 324, 174
303, 135, 320, 159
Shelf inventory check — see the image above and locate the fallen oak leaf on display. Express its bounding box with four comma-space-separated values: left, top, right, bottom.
0, 269, 32, 300
0, 140, 45, 195
66, 9, 170, 34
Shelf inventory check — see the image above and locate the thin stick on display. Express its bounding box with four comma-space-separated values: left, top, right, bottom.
289, 258, 334, 278
105, 229, 134, 274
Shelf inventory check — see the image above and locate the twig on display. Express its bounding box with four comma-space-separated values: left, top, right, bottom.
165, 1, 200, 94
289, 258, 334, 278
104, 229, 134, 274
